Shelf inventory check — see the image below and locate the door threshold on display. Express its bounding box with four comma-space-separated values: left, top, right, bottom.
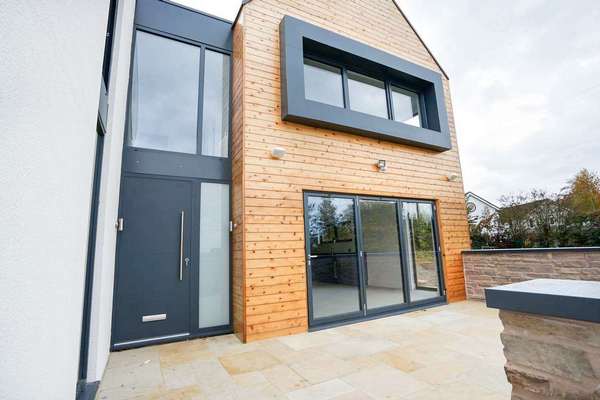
113, 332, 190, 350
308, 298, 447, 332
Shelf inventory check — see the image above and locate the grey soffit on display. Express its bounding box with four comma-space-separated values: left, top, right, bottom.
279, 15, 451, 152
485, 279, 600, 323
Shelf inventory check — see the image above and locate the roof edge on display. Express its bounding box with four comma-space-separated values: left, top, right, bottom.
391, 1, 449, 80
465, 191, 500, 211
232, 0, 449, 80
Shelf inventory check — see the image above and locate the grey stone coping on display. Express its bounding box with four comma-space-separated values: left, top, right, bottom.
485, 279, 600, 323
463, 246, 600, 254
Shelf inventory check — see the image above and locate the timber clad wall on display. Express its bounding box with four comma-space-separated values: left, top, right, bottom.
232, 0, 471, 342
231, 20, 246, 341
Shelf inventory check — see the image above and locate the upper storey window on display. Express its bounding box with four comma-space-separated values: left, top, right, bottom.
303, 58, 344, 108
128, 31, 230, 158
347, 71, 388, 119
202, 50, 230, 157
391, 85, 421, 127
280, 16, 451, 151
130, 31, 200, 154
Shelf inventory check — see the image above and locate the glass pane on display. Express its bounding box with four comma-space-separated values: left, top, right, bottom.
402, 202, 440, 301
199, 183, 230, 328
359, 200, 405, 309
202, 50, 230, 157
307, 196, 360, 319
303, 58, 344, 108
347, 71, 388, 118
392, 86, 421, 127
129, 31, 200, 154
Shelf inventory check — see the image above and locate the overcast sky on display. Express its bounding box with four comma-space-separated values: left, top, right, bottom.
175, 0, 600, 204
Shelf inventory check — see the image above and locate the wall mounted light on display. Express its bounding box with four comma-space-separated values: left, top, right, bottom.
271, 147, 286, 159
447, 173, 459, 182
376, 160, 387, 172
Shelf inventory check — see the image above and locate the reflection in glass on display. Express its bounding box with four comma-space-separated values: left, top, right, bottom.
129, 31, 200, 154
303, 58, 344, 108
199, 183, 230, 328
202, 50, 230, 157
402, 202, 440, 301
391, 86, 421, 127
359, 200, 405, 309
347, 71, 388, 118
307, 196, 360, 319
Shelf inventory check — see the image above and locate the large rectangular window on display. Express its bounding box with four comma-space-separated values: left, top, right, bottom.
127, 31, 231, 160
202, 50, 230, 158
129, 31, 200, 154
280, 16, 452, 151
303, 58, 344, 108
347, 71, 388, 119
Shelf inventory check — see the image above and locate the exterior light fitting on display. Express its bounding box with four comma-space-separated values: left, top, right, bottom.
271, 147, 286, 159
447, 173, 459, 182
377, 160, 387, 172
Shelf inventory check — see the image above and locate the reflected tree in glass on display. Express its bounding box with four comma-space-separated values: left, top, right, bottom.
307, 196, 360, 319
403, 202, 440, 301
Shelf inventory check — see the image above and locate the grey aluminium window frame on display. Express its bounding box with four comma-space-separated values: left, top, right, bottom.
280, 15, 452, 151
303, 191, 447, 330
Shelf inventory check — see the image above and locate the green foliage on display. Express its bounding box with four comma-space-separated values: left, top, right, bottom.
469, 169, 600, 249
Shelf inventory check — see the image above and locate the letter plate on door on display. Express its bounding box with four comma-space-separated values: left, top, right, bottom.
142, 313, 167, 322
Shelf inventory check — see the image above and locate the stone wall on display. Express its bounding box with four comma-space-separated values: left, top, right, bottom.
463, 248, 600, 300
499, 310, 600, 399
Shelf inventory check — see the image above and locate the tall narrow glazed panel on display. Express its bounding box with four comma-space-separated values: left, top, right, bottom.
199, 183, 230, 328
307, 196, 361, 319
359, 200, 405, 309
201, 50, 230, 157
402, 202, 440, 301
128, 31, 200, 154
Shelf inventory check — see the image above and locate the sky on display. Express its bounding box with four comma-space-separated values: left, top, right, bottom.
174, 0, 600, 204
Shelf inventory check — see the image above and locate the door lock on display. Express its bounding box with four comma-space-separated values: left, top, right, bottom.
184, 257, 190, 268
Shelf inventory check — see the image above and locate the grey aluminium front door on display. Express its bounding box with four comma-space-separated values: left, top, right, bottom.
112, 176, 192, 347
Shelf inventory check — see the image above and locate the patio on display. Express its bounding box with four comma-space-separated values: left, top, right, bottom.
96, 301, 511, 399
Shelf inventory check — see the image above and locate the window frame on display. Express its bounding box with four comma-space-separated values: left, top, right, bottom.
302, 57, 346, 108
280, 15, 451, 151
127, 28, 232, 159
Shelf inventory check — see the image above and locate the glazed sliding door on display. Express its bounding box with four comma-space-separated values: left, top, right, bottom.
359, 199, 406, 311
402, 202, 442, 301
306, 195, 363, 323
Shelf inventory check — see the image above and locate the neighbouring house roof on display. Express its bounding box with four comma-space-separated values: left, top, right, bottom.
231, 0, 449, 80
465, 191, 500, 211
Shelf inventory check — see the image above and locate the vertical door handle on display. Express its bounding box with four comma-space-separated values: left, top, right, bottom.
179, 210, 184, 281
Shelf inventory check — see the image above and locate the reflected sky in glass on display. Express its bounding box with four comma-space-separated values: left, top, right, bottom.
129, 31, 200, 154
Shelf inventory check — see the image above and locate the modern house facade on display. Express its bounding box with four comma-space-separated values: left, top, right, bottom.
1, 0, 470, 398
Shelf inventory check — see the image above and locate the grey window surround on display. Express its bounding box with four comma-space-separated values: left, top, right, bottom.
280, 15, 452, 152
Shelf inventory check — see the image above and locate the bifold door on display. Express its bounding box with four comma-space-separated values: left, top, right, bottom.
305, 193, 445, 328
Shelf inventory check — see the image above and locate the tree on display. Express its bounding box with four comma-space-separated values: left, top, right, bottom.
562, 169, 600, 215
467, 169, 600, 249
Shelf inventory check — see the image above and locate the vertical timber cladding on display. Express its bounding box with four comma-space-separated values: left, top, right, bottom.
233, 0, 470, 342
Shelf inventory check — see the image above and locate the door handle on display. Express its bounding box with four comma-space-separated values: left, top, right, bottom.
179, 210, 184, 281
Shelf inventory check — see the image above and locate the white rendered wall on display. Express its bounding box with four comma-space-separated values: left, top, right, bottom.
0, 1, 110, 399
87, 0, 136, 382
